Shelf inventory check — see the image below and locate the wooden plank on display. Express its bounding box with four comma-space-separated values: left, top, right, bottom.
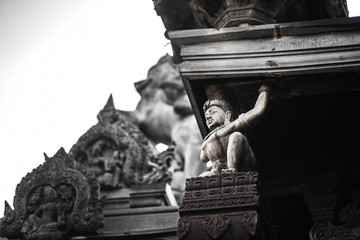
180, 31, 360, 59
102, 211, 178, 236
168, 17, 360, 47
179, 47, 360, 78
182, 77, 209, 139
104, 206, 178, 217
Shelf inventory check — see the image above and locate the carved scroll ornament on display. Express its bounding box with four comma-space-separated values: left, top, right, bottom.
181, 172, 260, 211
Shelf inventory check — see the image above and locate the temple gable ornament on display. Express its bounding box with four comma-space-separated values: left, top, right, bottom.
0, 148, 104, 240
69, 95, 174, 190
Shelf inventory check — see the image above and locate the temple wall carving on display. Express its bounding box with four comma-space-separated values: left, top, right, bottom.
0, 148, 104, 240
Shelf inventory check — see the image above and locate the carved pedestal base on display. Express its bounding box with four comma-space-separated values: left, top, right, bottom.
177, 172, 271, 240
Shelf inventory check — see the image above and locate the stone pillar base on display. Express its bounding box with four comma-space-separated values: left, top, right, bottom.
177, 172, 272, 240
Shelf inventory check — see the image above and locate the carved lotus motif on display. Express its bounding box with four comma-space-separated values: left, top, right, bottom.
202, 214, 232, 239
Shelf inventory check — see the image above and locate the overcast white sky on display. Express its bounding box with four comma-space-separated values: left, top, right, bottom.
0, 1, 359, 216
0, 0, 172, 216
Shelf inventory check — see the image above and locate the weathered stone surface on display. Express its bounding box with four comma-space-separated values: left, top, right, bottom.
0, 148, 104, 240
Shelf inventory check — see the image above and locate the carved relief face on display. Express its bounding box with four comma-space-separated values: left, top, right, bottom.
29, 190, 41, 205
205, 106, 226, 130
43, 187, 56, 203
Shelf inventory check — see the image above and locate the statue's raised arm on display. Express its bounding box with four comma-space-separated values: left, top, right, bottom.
241, 84, 271, 127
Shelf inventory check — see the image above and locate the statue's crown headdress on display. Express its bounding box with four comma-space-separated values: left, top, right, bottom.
203, 98, 232, 113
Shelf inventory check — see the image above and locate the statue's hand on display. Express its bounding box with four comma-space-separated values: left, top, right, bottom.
258, 82, 271, 93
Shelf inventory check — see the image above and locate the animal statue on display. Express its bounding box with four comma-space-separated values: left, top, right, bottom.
132, 54, 207, 198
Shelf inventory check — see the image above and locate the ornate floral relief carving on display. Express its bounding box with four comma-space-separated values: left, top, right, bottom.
206, 188, 221, 198
0, 148, 104, 240
69, 95, 174, 190
202, 214, 232, 239
239, 211, 258, 236
177, 216, 191, 239
178, 172, 265, 239
186, 172, 257, 191
180, 172, 260, 211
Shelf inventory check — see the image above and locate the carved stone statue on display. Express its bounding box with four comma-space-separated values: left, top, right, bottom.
200, 84, 271, 177
21, 186, 64, 240
0, 148, 104, 240
133, 54, 207, 196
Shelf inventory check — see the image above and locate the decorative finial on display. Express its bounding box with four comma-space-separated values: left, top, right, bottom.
97, 94, 116, 122
43, 152, 50, 161
103, 94, 115, 112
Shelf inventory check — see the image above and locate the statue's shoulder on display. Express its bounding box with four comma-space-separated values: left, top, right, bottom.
203, 125, 227, 142
203, 132, 210, 141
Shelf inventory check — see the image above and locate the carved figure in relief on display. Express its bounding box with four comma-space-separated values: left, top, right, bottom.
85, 138, 125, 189
22, 186, 64, 240
200, 84, 271, 176
69, 95, 174, 190
0, 148, 104, 240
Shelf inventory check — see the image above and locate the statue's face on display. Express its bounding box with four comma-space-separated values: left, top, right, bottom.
205, 106, 226, 130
